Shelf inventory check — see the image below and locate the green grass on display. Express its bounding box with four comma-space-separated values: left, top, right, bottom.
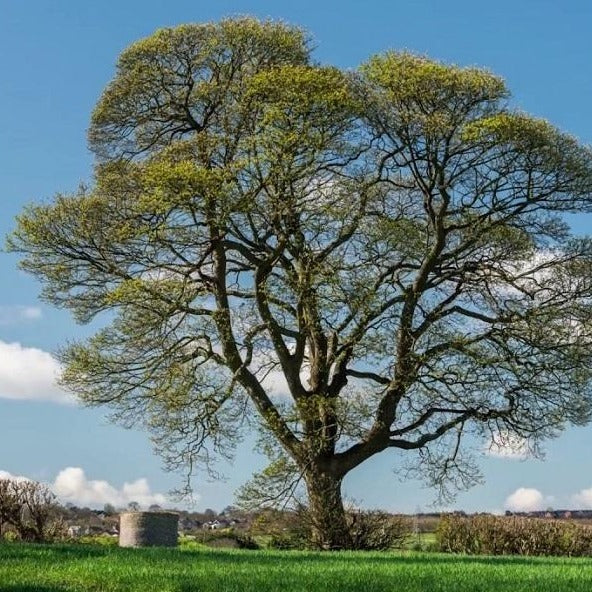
2, 542, 592, 592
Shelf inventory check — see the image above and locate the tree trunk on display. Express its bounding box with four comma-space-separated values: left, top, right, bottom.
305, 469, 352, 550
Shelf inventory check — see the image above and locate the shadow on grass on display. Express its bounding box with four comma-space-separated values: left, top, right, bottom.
2, 542, 591, 572
0, 542, 114, 561
0, 584, 66, 592
177, 547, 590, 570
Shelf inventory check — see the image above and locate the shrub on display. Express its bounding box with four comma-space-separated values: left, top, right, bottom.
250, 506, 411, 551
347, 511, 411, 551
1, 531, 18, 543
263, 508, 411, 551
0, 479, 66, 543
199, 528, 260, 550
437, 514, 592, 557
249, 509, 311, 550
267, 531, 309, 550
234, 532, 260, 550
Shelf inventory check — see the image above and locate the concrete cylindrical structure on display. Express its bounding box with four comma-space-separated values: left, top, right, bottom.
119, 511, 179, 548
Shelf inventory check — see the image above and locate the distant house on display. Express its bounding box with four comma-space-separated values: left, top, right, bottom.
67, 525, 82, 537
202, 520, 230, 530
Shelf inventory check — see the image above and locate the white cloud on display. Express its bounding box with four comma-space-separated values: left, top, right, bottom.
248, 350, 293, 400
250, 349, 315, 401
495, 250, 555, 296
0, 467, 169, 509
504, 487, 546, 512
53, 467, 167, 508
261, 369, 290, 399
486, 431, 530, 460
0, 305, 42, 325
572, 487, 592, 510
0, 340, 72, 404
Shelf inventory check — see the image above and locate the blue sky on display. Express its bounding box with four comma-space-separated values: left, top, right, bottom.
1, 0, 592, 513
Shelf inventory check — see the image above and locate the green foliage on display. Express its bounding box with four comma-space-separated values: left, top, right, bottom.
361, 52, 507, 136
363, 51, 507, 104
462, 113, 592, 190
90, 18, 310, 158
438, 515, 592, 557
1, 530, 18, 543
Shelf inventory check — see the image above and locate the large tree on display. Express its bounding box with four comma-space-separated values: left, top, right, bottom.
9, 18, 592, 549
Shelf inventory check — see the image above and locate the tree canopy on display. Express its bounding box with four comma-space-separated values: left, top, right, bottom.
9, 17, 592, 549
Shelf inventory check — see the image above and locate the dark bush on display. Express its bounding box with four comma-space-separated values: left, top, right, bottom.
347, 510, 411, 551
199, 528, 260, 550
249, 508, 311, 550
267, 531, 309, 550
234, 532, 260, 550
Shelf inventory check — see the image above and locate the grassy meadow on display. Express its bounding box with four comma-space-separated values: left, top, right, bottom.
2, 542, 592, 592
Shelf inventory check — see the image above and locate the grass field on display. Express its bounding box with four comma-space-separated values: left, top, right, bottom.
2, 542, 592, 592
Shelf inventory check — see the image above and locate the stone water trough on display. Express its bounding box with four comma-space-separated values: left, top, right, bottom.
119, 511, 179, 547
